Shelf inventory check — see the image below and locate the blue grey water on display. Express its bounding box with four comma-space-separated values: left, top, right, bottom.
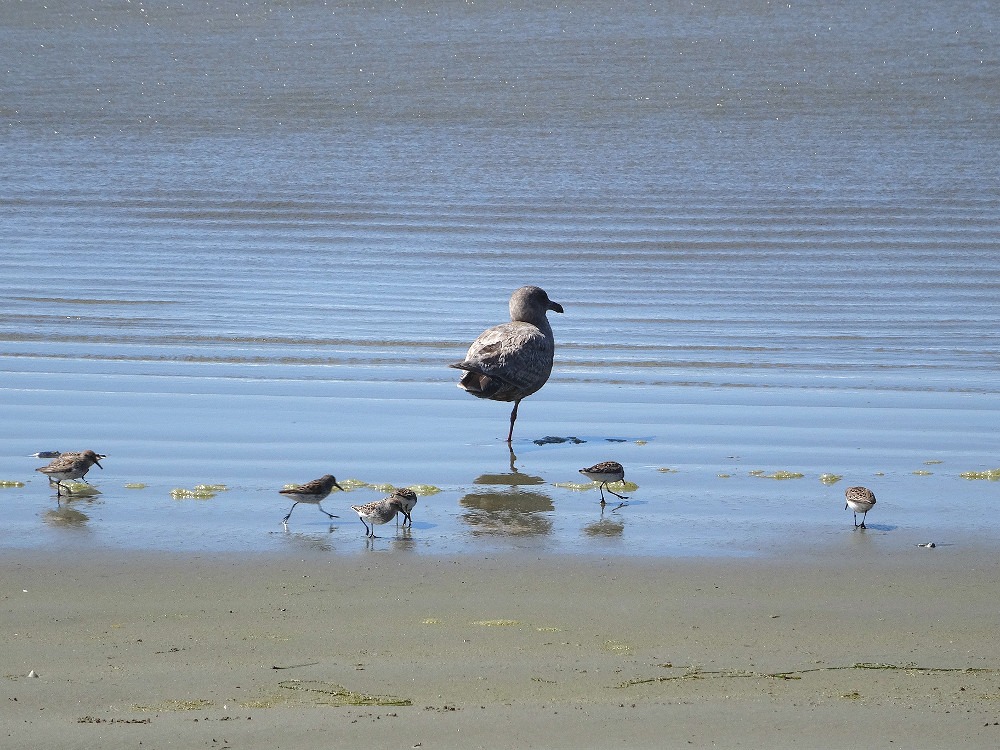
1, 1, 998, 556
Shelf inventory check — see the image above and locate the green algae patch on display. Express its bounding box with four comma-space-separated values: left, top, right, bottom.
171, 488, 216, 499
123, 483, 147, 490
364, 482, 398, 493
961, 468, 1000, 481
61, 482, 100, 496
276, 680, 410, 707
657, 467, 678, 474
334, 478, 368, 490
407, 484, 442, 496
912, 470, 933, 476
553, 481, 599, 492
195, 483, 227, 492
348, 479, 441, 494
0, 480, 25, 488
819, 473, 843, 485
717, 473, 732, 478
750, 470, 805, 480
472, 619, 521, 627
603, 639, 632, 654
131, 698, 214, 712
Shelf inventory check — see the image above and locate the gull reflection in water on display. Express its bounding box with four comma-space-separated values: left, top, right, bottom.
460, 468, 554, 537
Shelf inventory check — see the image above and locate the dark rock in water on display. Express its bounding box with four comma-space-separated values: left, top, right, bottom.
532, 436, 586, 445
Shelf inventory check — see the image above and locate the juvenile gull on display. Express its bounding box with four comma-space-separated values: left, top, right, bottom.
280, 474, 344, 524
35, 450, 104, 496
351, 495, 406, 538
579, 461, 629, 504
845, 486, 877, 528
450, 285, 563, 443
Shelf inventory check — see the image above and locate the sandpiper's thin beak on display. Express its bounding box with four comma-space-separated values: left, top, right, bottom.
334, 481, 345, 492
95, 460, 104, 469
548, 301, 564, 314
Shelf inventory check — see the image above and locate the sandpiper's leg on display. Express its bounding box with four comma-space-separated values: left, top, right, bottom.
506, 399, 521, 443
860, 511, 867, 529
317, 503, 338, 520
853, 511, 860, 528
598, 483, 607, 503
360, 518, 372, 537
606, 485, 629, 500
283, 503, 299, 523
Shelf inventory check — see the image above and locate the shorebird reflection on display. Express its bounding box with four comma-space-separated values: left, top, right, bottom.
582, 515, 625, 538
43, 506, 91, 528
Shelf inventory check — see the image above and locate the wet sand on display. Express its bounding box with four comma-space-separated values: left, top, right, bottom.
4, 544, 1000, 749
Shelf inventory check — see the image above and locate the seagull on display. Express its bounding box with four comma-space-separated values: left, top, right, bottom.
845, 486, 876, 528
450, 286, 563, 443
579, 461, 629, 505
279, 474, 344, 524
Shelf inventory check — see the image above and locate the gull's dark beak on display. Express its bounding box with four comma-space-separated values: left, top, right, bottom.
548, 301, 564, 314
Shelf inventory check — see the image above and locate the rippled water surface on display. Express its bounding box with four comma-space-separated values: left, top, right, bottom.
2, 0, 998, 556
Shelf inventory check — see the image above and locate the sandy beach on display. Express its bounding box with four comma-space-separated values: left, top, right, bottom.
4, 544, 1000, 749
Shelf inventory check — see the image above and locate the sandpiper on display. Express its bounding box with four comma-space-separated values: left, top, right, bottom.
35, 450, 104, 496
845, 486, 876, 528
450, 286, 563, 443
394, 488, 418, 527
280, 474, 344, 524
579, 461, 629, 505
350, 495, 406, 538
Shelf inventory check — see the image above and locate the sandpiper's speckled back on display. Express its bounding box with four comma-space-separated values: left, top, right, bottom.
280, 474, 342, 500
845, 486, 876, 510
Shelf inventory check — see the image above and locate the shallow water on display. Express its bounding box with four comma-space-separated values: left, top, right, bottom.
1, 0, 998, 556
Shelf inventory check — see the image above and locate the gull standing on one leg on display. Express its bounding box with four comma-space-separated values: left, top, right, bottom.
450, 286, 563, 443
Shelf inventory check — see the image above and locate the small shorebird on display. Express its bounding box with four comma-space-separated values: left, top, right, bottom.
450, 285, 563, 443
579, 461, 629, 505
350, 495, 406, 538
279, 474, 344, 524
394, 488, 418, 527
35, 450, 104, 496
845, 486, 877, 528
